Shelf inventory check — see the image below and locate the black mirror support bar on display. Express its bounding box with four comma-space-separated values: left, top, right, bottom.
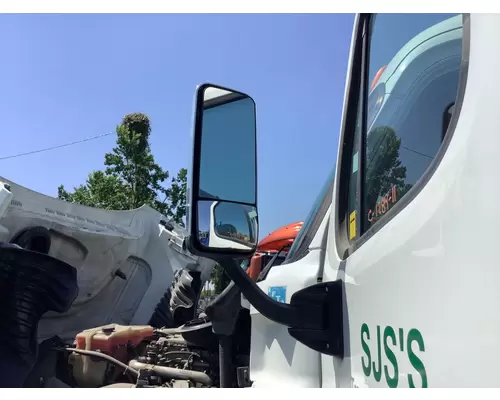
217, 257, 344, 358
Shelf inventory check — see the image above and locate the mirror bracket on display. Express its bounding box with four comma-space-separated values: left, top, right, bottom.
287, 279, 344, 358
214, 256, 344, 358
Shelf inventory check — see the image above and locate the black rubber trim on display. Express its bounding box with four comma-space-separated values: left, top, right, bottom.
334, 14, 368, 259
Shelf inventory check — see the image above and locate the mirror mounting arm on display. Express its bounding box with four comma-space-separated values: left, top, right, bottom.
216, 256, 318, 328
216, 256, 344, 358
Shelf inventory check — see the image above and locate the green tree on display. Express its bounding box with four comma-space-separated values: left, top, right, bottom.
58, 113, 187, 224
164, 168, 187, 225
364, 125, 412, 225
57, 170, 131, 210
200, 288, 214, 298
209, 263, 231, 295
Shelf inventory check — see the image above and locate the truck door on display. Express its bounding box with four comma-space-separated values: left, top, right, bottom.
323, 13, 469, 388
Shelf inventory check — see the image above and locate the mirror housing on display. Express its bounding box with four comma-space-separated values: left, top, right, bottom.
187, 84, 258, 258
186, 83, 344, 359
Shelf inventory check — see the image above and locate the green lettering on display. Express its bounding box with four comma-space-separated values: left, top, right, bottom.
407, 328, 427, 388
372, 325, 382, 382
383, 326, 399, 388
361, 323, 371, 377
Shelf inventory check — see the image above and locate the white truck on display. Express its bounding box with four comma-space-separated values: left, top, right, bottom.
2, 12, 490, 388
0, 177, 215, 373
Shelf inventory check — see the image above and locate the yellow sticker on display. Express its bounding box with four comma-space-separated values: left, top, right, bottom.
349, 210, 356, 240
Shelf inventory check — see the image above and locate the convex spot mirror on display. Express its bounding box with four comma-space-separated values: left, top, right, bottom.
188, 84, 258, 257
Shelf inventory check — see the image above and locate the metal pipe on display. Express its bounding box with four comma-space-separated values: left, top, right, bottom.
128, 359, 212, 386
61, 348, 139, 378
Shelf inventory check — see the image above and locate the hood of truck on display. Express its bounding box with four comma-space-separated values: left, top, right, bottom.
0, 177, 215, 341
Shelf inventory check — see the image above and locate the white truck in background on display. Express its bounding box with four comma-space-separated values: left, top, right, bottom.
0, 177, 215, 341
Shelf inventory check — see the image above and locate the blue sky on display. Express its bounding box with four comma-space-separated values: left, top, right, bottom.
0, 13, 354, 237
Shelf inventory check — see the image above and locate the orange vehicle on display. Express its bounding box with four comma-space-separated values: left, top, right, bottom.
246, 221, 303, 281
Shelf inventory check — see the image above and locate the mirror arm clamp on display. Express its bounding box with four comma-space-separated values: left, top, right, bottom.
287, 279, 344, 358
216, 257, 344, 358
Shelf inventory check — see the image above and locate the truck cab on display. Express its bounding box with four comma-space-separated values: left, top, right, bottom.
5, 12, 493, 389
188, 13, 497, 388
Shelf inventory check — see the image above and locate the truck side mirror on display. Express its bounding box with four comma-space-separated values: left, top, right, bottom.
187, 84, 258, 258
186, 83, 343, 359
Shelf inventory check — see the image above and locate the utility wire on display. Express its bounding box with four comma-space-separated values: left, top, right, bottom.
0, 132, 114, 161
0, 129, 433, 165
400, 144, 433, 160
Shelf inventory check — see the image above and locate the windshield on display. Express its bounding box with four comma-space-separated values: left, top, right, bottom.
284, 166, 335, 263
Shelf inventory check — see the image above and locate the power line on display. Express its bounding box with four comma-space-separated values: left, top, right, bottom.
0, 132, 115, 161
400, 144, 433, 160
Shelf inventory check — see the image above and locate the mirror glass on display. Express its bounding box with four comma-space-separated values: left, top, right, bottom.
197, 200, 257, 251
190, 84, 258, 254
198, 86, 256, 205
